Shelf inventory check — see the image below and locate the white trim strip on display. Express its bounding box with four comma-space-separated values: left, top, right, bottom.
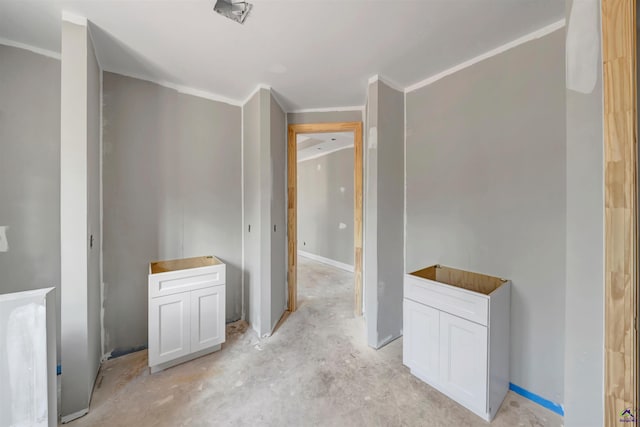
103, 69, 242, 106
298, 250, 354, 273
403, 90, 407, 276
297, 144, 354, 163
405, 18, 566, 93
240, 100, 245, 320
288, 105, 365, 114
62, 11, 87, 26
0, 38, 61, 60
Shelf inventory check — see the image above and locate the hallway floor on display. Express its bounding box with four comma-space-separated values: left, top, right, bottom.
64, 256, 562, 426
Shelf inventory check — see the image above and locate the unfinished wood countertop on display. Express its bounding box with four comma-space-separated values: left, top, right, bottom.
409, 264, 508, 296
150, 256, 222, 274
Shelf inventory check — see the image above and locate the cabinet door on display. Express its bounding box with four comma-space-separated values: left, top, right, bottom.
190, 285, 225, 352
149, 293, 190, 366
403, 299, 440, 382
439, 312, 488, 412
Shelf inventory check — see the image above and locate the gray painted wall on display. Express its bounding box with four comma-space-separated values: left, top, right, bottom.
0, 45, 61, 360
60, 19, 102, 417
243, 89, 262, 332
374, 81, 404, 347
298, 148, 355, 266
563, 0, 604, 424
102, 72, 242, 354
405, 29, 566, 404
270, 96, 287, 331
364, 80, 404, 349
258, 90, 271, 335
287, 110, 363, 125
242, 88, 286, 336
86, 29, 102, 396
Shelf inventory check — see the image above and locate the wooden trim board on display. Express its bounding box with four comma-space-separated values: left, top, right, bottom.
287, 121, 363, 315
602, 0, 638, 424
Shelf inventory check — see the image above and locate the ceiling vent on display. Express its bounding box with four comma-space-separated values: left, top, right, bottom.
214, 0, 253, 24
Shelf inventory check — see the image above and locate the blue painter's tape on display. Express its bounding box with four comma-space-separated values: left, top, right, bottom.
57, 364, 61, 375
509, 383, 564, 416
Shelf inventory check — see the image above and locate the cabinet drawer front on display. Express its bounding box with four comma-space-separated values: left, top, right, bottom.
150, 268, 225, 298
404, 275, 488, 325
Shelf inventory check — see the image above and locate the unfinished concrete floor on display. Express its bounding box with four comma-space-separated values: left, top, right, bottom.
64, 256, 562, 426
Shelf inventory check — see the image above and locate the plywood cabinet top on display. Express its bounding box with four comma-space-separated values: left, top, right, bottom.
409, 265, 508, 296
150, 256, 223, 275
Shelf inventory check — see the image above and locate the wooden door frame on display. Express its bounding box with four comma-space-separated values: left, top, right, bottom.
287, 121, 363, 315
602, 0, 638, 424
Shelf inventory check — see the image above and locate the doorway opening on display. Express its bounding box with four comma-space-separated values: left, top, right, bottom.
287, 122, 363, 315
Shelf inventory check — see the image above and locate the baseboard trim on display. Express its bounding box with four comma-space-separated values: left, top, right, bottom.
298, 250, 354, 272
61, 408, 89, 424
509, 383, 564, 416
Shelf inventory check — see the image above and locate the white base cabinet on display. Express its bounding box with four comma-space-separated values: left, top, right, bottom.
0, 288, 57, 427
148, 256, 225, 373
403, 265, 510, 422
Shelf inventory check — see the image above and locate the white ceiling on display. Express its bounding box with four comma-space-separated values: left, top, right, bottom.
0, 1, 564, 111
297, 132, 353, 162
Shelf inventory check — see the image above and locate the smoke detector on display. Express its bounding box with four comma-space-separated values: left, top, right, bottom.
214, 0, 253, 24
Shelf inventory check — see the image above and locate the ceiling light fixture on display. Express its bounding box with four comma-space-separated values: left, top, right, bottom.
214, 0, 253, 24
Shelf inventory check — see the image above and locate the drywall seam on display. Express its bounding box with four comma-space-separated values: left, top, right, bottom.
241, 102, 245, 321
0, 38, 61, 60
297, 144, 354, 162
289, 105, 365, 113
0, 227, 8, 252
566, 0, 599, 94
298, 251, 354, 272
99, 63, 106, 359
403, 90, 407, 275
404, 18, 566, 93
368, 74, 404, 92
284, 113, 289, 309
62, 11, 87, 26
